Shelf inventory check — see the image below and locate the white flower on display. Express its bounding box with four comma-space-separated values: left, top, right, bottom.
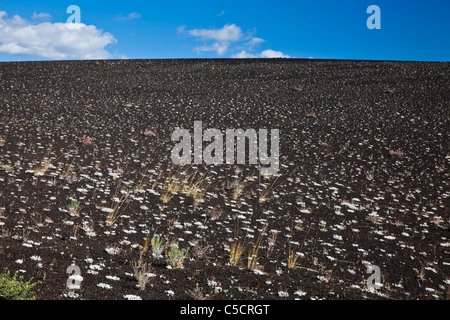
15, 259, 23, 264
165, 290, 175, 297
278, 291, 289, 298
294, 290, 307, 297
123, 294, 142, 300
30, 255, 42, 261
64, 291, 80, 298
97, 283, 112, 289
89, 264, 103, 271
105, 247, 120, 255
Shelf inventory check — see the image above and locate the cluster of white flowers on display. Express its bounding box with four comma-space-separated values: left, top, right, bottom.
123, 294, 142, 300
97, 283, 113, 290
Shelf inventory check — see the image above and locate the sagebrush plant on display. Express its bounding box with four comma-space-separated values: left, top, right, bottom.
0, 269, 40, 300
151, 235, 165, 258
165, 240, 189, 269
68, 199, 81, 215
131, 237, 152, 291
132, 262, 151, 291
0, 164, 14, 171
187, 283, 208, 300
191, 240, 211, 260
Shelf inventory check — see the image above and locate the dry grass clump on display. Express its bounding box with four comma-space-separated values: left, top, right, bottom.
229, 241, 245, 266
258, 175, 284, 203
287, 247, 299, 269
247, 224, 268, 270
105, 182, 131, 226
34, 157, 52, 176
160, 166, 211, 206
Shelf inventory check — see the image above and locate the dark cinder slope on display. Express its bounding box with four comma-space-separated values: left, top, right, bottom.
0, 59, 449, 300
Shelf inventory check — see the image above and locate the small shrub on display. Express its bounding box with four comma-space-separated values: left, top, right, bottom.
131, 261, 152, 291
151, 235, 165, 259
187, 283, 208, 300
191, 240, 210, 260
165, 241, 189, 269
0, 269, 40, 300
68, 199, 81, 215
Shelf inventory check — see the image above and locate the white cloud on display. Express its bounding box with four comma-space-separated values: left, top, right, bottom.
185, 23, 244, 55
246, 37, 265, 47
232, 49, 291, 59
232, 50, 257, 58
259, 49, 291, 58
195, 42, 230, 55
115, 12, 142, 21
0, 11, 117, 60
183, 23, 289, 58
188, 23, 243, 42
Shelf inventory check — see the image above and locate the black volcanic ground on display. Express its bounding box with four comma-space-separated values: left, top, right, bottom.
0, 59, 449, 300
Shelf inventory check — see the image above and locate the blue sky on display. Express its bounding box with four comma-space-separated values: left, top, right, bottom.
0, 0, 449, 61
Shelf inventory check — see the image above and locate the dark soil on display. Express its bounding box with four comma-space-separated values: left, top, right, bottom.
0, 59, 449, 300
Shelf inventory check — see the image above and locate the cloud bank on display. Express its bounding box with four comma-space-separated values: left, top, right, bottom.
0, 11, 117, 60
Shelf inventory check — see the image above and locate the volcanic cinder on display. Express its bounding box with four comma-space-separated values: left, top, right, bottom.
0, 59, 449, 300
